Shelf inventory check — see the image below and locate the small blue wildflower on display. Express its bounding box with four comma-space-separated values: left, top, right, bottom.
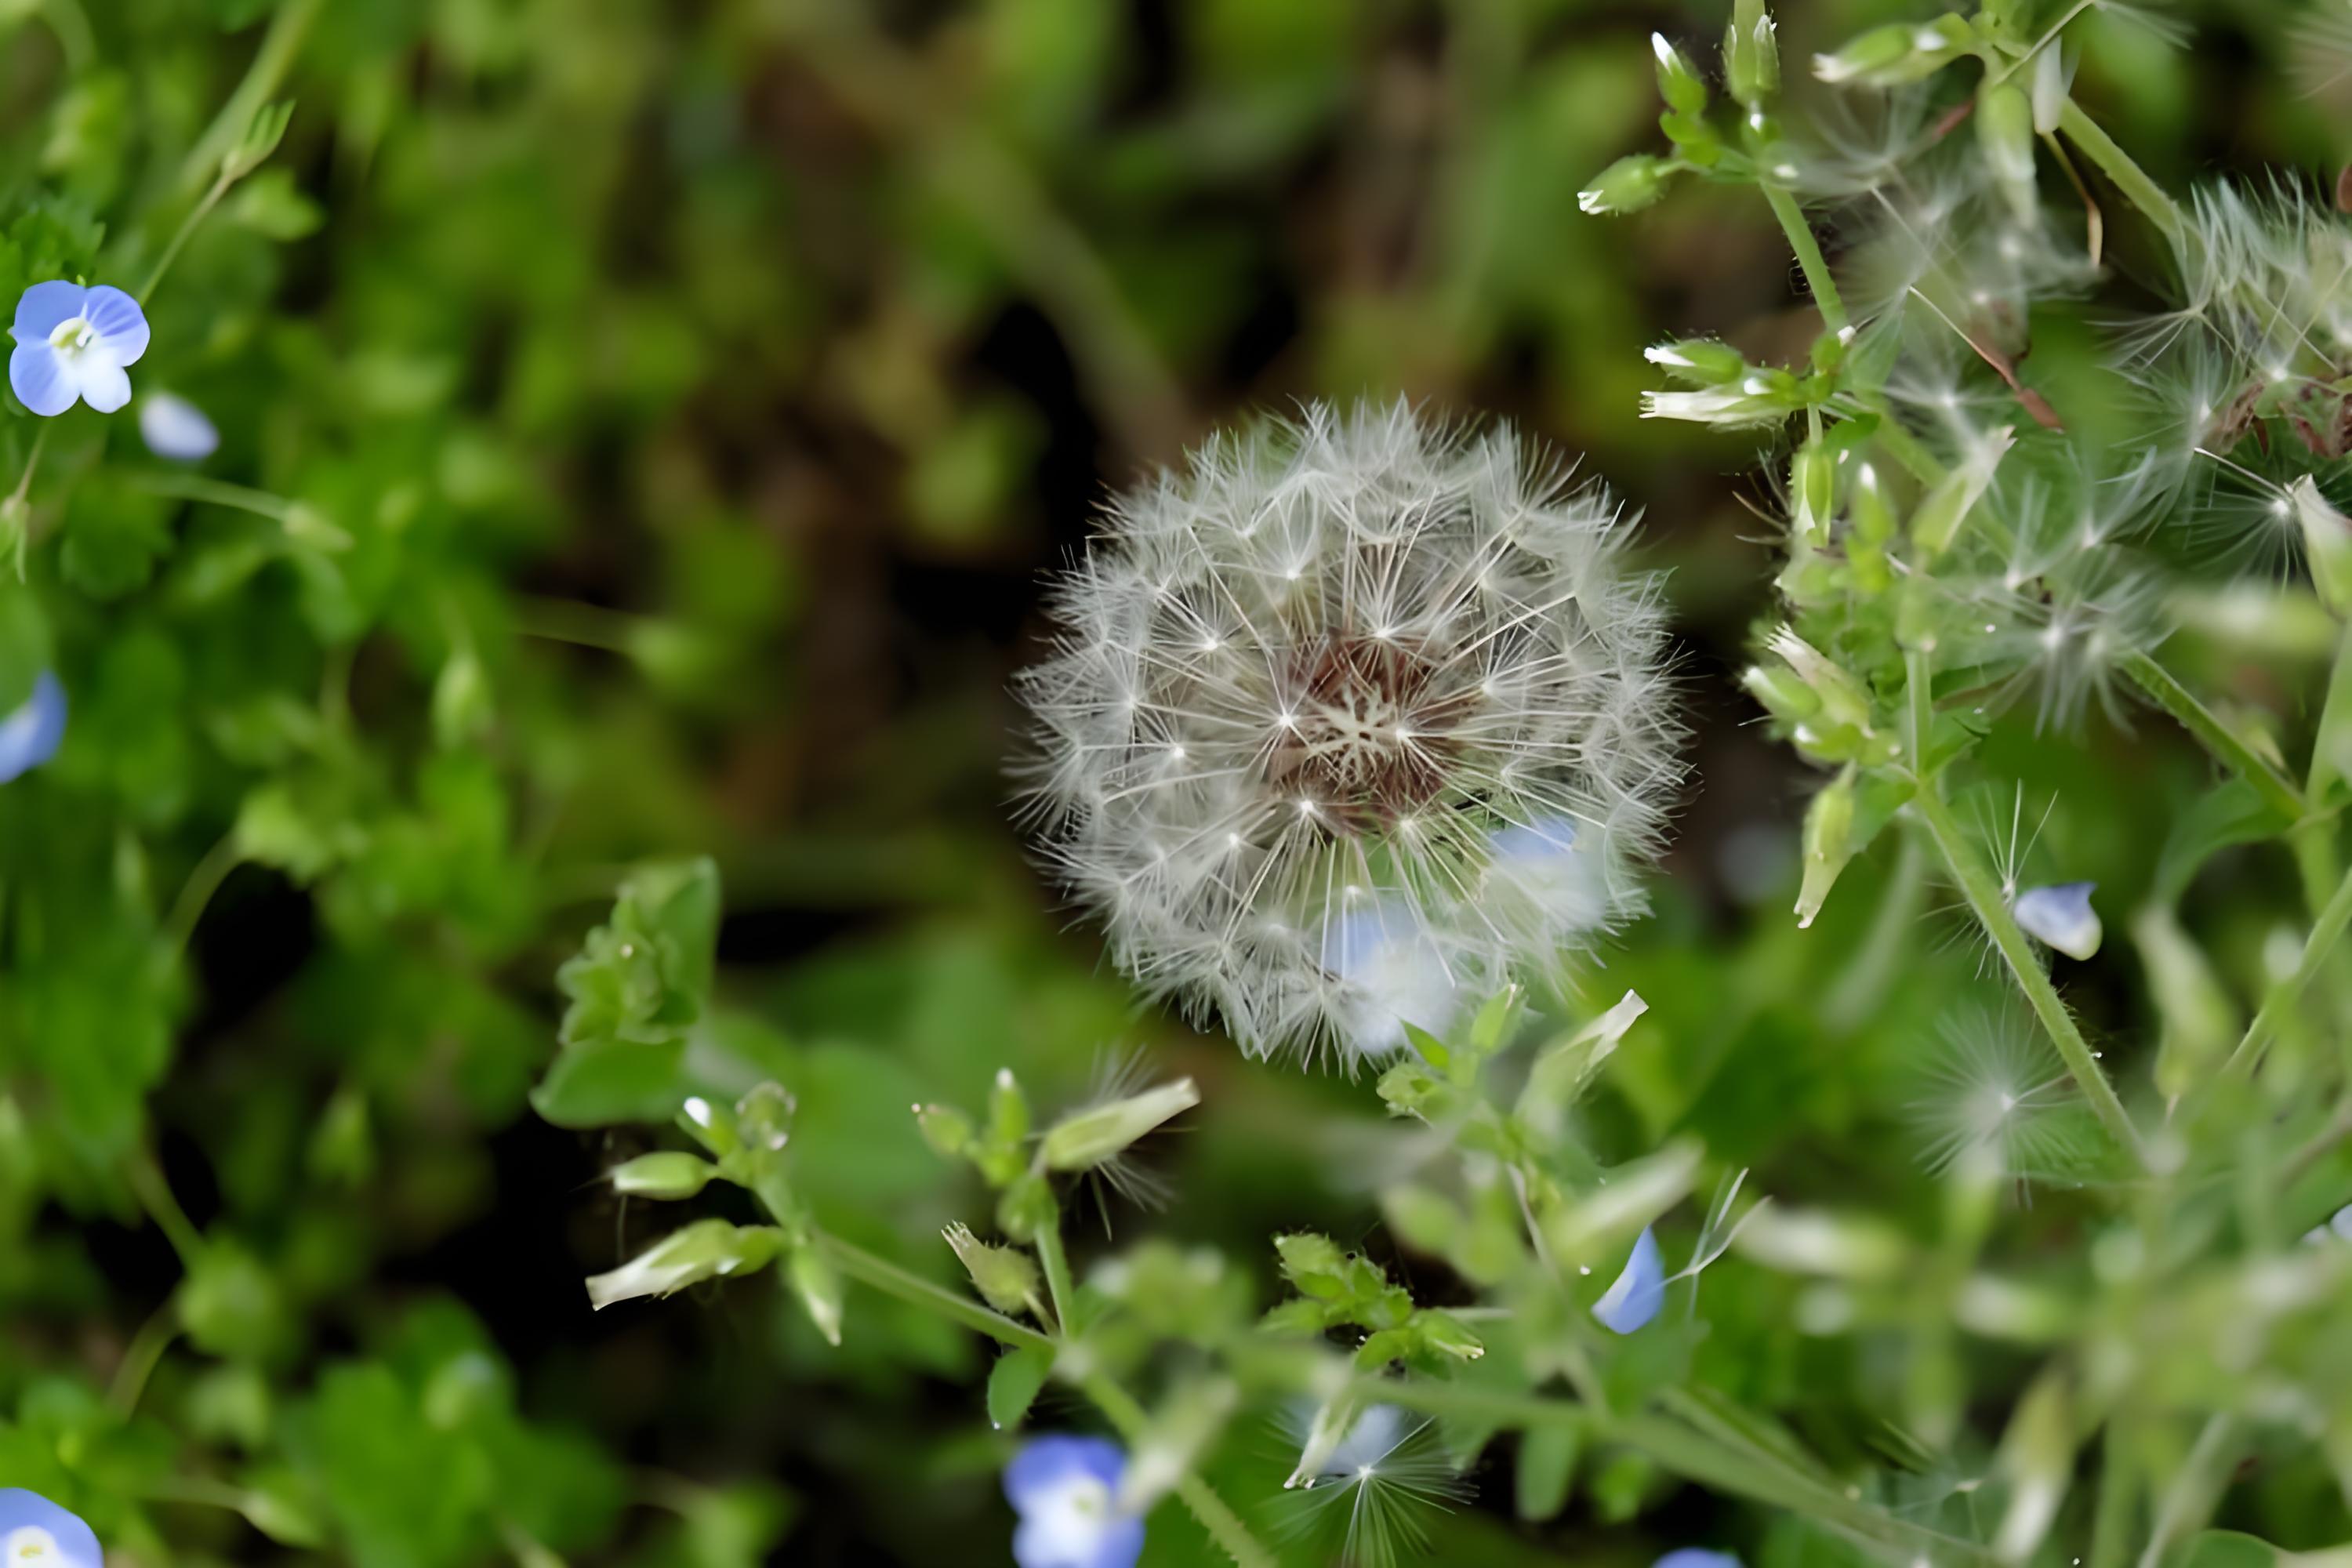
1319, 896, 1461, 1060
1592, 1225, 1666, 1334
138, 390, 219, 460
0, 1489, 103, 1567
1004, 1436, 1145, 1568
1654, 1552, 1742, 1568
2013, 881, 2100, 960
9, 281, 149, 416
0, 672, 67, 783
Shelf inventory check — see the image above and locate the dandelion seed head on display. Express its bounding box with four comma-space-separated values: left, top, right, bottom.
1272, 1403, 1468, 1568
1018, 402, 1679, 1064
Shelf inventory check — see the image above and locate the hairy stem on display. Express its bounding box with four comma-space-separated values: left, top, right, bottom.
814, 1231, 1051, 1352
109, 1301, 181, 1414
1081, 1374, 1273, 1568
1032, 1218, 1076, 1335
126, 1149, 206, 1266
1912, 785, 2150, 1167
1762, 184, 1850, 333
2120, 652, 2305, 827
2056, 98, 2186, 247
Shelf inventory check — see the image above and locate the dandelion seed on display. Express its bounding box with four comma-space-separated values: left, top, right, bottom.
1274, 1403, 1467, 1568
1907, 1008, 2100, 1182
137, 390, 219, 460
2013, 882, 2101, 960
0, 673, 66, 785
1017, 402, 1679, 1063
1004, 1436, 1145, 1568
8, 281, 148, 416
0, 1490, 102, 1567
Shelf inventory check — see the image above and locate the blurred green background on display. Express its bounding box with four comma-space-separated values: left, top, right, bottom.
4, 0, 2350, 1563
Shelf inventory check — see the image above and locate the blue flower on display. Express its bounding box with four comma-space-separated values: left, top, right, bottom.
1319, 896, 1462, 1060
0, 672, 67, 783
1592, 1225, 1666, 1334
1004, 1436, 1145, 1568
0, 1489, 103, 1567
1654, 1552, 1741, 1568
9, 281, 150, 416
138, 390, 219, 460
2013, 881, 2100, 960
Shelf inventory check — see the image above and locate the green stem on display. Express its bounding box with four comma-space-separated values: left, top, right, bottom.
127, 470, 296, 523
164, 829, 245, 956
811, 1231, 1051, 1352
1762, 183, 1850, 333
2056, 98, 2185, 247
1032, 1217, 1076, 1335
2213, 859, 2352, 1083
1372, 1380, 1998, 1566
2089, 1420, 2136, 1568
13, 423, 50, 505
508, 595, 647, 655
2120, 652, 2305, 827
140, 172, 232, 304
175, 0, 321, 198
2136, 1415, 2239, 1568
109, 1301, 181, 1414
1912, 785, 2151, 1167
1822, 833, 1927, 1033
125, 1149, 205, 1266
1081, 1375, 1275, 1568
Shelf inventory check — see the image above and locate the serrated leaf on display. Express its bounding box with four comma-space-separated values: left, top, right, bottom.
986, 1344, 1053, 1431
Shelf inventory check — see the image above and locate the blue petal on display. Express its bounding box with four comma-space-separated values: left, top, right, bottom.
0, 1489, 103, 1568
1592, 1225, 1667, 1334
1318, 897, 1460, 1057
139, 392, 220, 460
1005, 1436, 1127, 1512
9, 343, 74, 417
1654, 1552, 1743, 1568
1489, 817, 1577, 862
74, 359, 130, 414
1014, 1513, 1145, 1568
2013, 881, 2100, 960
0, 673, 67, 784
78, 285, 149, 366
11, 281, 85, 343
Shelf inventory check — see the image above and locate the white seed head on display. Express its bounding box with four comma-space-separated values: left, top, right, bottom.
1016, 401, 1679, 1064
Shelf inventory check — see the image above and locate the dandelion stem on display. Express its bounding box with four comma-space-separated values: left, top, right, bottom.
1081, 1374, 1275, 1568
2118, 652, 2305, 827
1911, 784, 2151, 1168
1762, 184, 1849, 333
2056, 98, 2186, 248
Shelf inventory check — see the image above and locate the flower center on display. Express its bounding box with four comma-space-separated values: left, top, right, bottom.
45, 318, 97, 357
1266, 632, 1480, 833
5, 1526, 59, 1563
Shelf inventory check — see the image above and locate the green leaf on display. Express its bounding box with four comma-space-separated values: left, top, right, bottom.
529, 1036, 689, 1129
985, 1343, 1054, 1432
533, 858, 721, 1127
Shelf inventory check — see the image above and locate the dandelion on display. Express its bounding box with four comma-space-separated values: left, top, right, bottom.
1273, 1403, 1466, 1568
0, 673, 66, 784
138, 391, 219, 460
8, 281, 148, 416
1017, 401, 1679, 1063
0, 1490, 101, 1567
1004, 1436, 1145, 1568
2013, 882, 2101, 960
1908, 1008, 2100, 1181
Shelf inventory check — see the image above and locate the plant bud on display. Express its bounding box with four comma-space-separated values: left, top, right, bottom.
734, 1081, 796, 1152
1813, 16, 1973, 88
996, 1170, 1058, 1243
1723, 0, 1780, 108
584, 1220, 783, 1310
608, 1151, 718, 1200
2030, 44, 2075, 135
1848, 460, 1896, 544
787, 1243, 846, 1346
1040, 1077, 1198, 1172
1414, 1309, 1485, 1360
1642, 339, 1747, 386
1577, 154, 1675, 216
1791, 439, 1837, 548
1651, 32, 1708, 116
978, 1067, 1030, 1185
1976, 82, 2038, 224
1741, 662, 1820, 723
1993, 1371, 2075, 1561
2291, 477, 2352, 616
1910, 426, 2013, 557
1764, 627, 1873, 732
1795, 768, 1857, 930
914, 1101, 976, 1159
943, 1222, 1044, 1316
